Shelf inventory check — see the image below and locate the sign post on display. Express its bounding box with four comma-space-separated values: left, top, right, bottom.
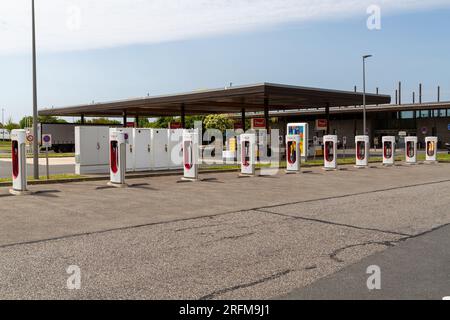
342, 136, 347, 159
42, 134, 52, 180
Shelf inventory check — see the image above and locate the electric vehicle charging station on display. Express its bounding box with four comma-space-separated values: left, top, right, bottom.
109, 129, 128, 187
323, 135, 338, 171
425, 137, 438, 163
405, 136, 418, 165
355, 135, 370, 168
382, 136, 396, 166
182, 130, 199, 181
286, 135, 301, 173
240, 133, 256, 176
10, 129, 31, 195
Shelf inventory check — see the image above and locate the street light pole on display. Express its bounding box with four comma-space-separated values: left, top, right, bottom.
1, 108, 4, 141
362, 55, 372, 136
32, 0, 39, 179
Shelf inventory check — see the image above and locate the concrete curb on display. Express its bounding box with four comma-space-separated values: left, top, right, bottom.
0, 161, 448, 187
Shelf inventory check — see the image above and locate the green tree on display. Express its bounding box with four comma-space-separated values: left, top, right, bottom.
4, 118, 20, 133
19, 116, 67, 128
203, 114, 234, 132
146, 117, 175, 128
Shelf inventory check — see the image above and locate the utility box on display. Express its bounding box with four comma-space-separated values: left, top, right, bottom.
323, 135, 338, 171
150, 129, 169, 170
75, 126, 110, 174
405, 136, 418, 164
286, 135, 301, 173
133, 128, 152, 171
355, 135, 369, 168
382, 136, 395, 166
425, 137, 438, 163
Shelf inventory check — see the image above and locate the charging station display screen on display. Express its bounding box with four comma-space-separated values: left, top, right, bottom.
357, 141, 366, 160
287, 141, 297, 164
12, 141, 19, 179
384, 141, 393, 159
325, 141, 334, 162
110, 141, 119, 174
184, 141, 193, 170
427, 141, 435, 157
242, 141, 250, 167
407, 141, 415, 158
288, 125, 306, 157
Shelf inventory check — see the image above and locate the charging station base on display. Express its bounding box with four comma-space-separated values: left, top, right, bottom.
181, 177, 200, 182
285, 170, 301, 174
354, 165, 368, 169
238, 173, 255, 178
9, 189, 33, 196
424, 161, 439, 165
107, 182, 129, 188
322, 167, 338, 172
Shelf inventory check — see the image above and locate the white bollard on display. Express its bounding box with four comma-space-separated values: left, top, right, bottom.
108, 129, 128, 187
355, 135, 370, 168
10, 130, 32, 195
382, 136, 396, 166
240, 133, 256, 177
286, 135, 301, 174
425, 137, 438, 164
405, 136, 418, 165
323, 135, 338, 171
182, 130, 199, 181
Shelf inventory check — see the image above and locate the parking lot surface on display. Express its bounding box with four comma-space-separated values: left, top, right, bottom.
0, 163, 449, 299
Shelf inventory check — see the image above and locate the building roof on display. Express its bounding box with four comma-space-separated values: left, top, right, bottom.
237, 101, 450, 118
38, 83, 391, 117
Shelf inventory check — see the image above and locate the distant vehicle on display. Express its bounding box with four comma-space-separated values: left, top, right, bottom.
36, 123, 123, 153
446, 142, 450, 154
37, 123, 77, 153
0, 129, 11, 141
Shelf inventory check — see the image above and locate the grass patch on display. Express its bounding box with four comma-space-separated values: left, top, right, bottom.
0, 174, 84, 183
0, 153, 75, 159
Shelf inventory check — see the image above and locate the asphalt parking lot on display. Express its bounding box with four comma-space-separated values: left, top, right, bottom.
0, 163, 449, 299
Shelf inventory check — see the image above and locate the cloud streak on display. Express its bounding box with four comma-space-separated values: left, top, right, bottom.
1, 0, 449, 54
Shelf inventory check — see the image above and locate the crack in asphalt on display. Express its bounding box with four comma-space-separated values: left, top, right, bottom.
254, 208, 411, 237
1, 179, 449, 250
198, 269, 293, 300
329, 241, 396, 263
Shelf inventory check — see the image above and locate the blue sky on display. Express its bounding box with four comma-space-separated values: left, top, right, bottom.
0, 0, 450, 122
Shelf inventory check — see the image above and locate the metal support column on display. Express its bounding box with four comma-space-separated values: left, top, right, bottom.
123, 111, 127, 128
326, 103, 330, 135
181, 104, 186, 128
241, 108, 246, 132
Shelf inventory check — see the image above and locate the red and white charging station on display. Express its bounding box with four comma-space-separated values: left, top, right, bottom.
10, 129, 31, 195
323, 135, 338, 171
405, 136, 418, 165
182, 130, 199, 181
286, 135, 301, 173
382, 136, 395, 166
355, 135, 370, 168
109, 129, 128, 187
425, 137, 438, 164
240, 133, 256, 176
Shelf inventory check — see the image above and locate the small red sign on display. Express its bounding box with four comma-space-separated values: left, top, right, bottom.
234, 121, 243, 130
169, 122, 183, 129
126, 122, 135, 128
316, 119, 328, 130
252, 118, 266, 129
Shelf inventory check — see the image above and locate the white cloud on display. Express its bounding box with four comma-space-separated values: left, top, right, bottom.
0, 0, 449, 54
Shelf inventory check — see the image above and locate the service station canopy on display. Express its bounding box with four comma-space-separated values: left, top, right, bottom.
38, 83, 391, 118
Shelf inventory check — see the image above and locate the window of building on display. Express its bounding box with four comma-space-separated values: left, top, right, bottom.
400, 111, 414, 119
420, 110, 429, 118
439, 109, 446, 117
